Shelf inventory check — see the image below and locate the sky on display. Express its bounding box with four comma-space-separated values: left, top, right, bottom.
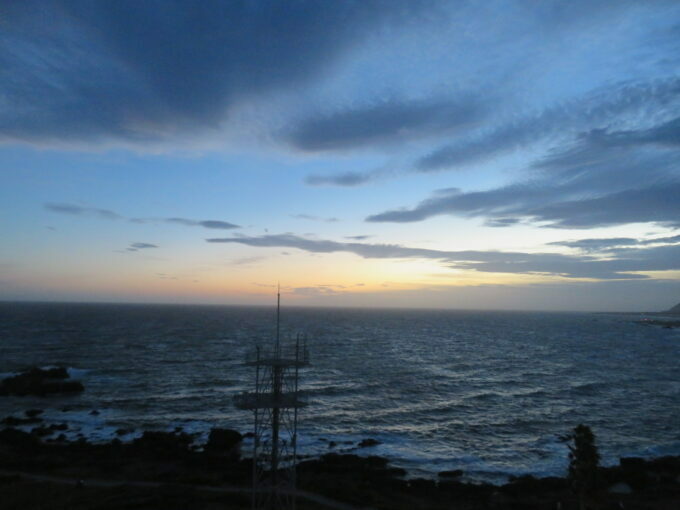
1, 0, 680, 311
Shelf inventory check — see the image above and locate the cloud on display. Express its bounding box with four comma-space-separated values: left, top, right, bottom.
0, 0, 428, 145
165, 218, 239, 229
129, 242, 158, 249
548, 237, 640, 252
291, 286, 342, 296
45, 203, 239, 230
528, 184, 680, 229
230, 256, 266, 266
45, 203, 122, 220
416, 79, 680, 172
484, 218, 521, 228
287, 96, 487, 152
550, 234, 680, 254
305, 171, 376, 187
205, 233, 680, 280
344, 235, 373, 240
290, 214, 339, 223
307, 78, 680, 187
367, 113, 680, 229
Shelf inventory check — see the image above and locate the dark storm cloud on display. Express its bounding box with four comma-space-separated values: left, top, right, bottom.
288, 97, 487, 152
0, 0, 425, 144
205, 233, 680, 280
45, 203, 239, 230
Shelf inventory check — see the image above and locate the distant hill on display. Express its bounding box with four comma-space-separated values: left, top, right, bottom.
667, 302, 680, 314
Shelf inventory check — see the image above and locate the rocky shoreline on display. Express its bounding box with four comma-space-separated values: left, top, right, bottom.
1, 367, 679, 508
1, 419, 679, 509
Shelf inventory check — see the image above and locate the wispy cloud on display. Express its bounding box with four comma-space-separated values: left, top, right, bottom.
130, 242, 158, 249
344, 235, 373, 240
287, 96, 488, 152
550, 234, 680, 252
290, 214, 339, 223
165, 218, 239, 230
305, 171, 377, 187
206, 233, 680, 280
366, 114, 680, 229
45, 203, 240, 230
230, 256, 266, 266
416, 80, 680, 172
126, 242, 158, 252
45, 203, 122, 220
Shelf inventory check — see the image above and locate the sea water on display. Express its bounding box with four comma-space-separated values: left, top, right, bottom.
1, 302, 679, 483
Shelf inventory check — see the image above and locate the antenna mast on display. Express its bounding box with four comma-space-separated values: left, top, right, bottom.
234, 287, 310, 510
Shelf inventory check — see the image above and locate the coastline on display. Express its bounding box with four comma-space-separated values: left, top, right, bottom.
1, 423, 679, 509
0, 427, 680, 510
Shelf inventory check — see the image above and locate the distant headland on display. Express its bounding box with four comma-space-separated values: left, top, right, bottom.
632, 300, 680, 329
666, 301, 680, 314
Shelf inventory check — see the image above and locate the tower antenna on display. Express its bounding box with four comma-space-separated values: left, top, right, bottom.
234, 288, 310, 510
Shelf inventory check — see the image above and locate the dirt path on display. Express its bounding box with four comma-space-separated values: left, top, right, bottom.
0, 470, 365, 510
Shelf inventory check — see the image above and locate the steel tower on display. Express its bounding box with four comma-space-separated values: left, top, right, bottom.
234, 290, 310, 510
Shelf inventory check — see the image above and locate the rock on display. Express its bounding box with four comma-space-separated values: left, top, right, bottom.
0, 427, 40, 449
204, 428, 242, 456
618, 456, 650, 490
608, 482, 632, 494
49, 423, 68, 431
30, 426, 54, 437
25, 409, 44, 418
0, 367, 84, 396
2, 415, 42, 426
115, 428, 133, 436
358, 438, 381, 448
133, 430, 193, 458
89, 410, 100, 416
328, 441, 337, 448
438, 469, 464, 479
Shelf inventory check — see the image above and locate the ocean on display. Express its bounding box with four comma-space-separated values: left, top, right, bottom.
1, 302, 679, 484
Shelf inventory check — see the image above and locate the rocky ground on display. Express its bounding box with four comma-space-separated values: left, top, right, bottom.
1, 422, 679, 510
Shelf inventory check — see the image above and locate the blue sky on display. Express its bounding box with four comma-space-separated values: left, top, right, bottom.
1, 0, 680, 311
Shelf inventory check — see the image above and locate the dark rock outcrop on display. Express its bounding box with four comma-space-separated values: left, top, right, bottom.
132, 430, 194, 458
0, 367, 84, 396
358, 438, 381, 448
204, 428, 242, 458
438, 468, 464, 479
2, 415, 42, 426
